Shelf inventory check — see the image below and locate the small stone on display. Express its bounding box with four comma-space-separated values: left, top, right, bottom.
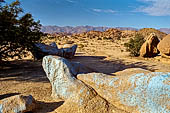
0, 94, 36, 113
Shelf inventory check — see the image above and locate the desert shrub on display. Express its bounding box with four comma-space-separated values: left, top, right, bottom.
0, 0, 43, 61
103, 37, 112, 40
79, 44, 84, 48
124, 34, 145, 56
97, 37, 102, 40
65, 40, 74, 44
48, 36, 55, 39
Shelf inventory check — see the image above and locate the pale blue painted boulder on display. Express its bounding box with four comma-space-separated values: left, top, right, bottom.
34, 43, 77, 59
42, 55, 127, 113
0, 95, 35, 113
78, 69, 170, 113
49, 42, 58, 49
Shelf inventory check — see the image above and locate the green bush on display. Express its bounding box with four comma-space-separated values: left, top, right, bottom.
124, 34, 145, 56
0, 0, 43, 61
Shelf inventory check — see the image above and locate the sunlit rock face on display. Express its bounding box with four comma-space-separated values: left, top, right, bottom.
140, 33, 160, 57
42, 55, 170, 113
158, 34, 170, 58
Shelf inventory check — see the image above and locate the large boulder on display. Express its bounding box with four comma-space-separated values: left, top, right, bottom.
42, 55, 127, 113
42, 55, 170, 113
140, 33, 160, 57
34, 42, 77, 59
157, 34, 170, 58
78, 70, 170, 113
0, 95, 36, 113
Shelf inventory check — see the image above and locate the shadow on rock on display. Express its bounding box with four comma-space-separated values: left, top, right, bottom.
0, 93, 21, 100
34, 101, 64, 113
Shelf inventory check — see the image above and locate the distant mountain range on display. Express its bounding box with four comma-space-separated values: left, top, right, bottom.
41, 25, 170, 34
159, 28, 170, 34
41, 26, 109, 34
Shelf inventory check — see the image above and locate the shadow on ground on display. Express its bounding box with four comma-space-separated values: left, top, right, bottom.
0, 60, 48, 82
71, 55, 157, 75
0, 55, 157, 82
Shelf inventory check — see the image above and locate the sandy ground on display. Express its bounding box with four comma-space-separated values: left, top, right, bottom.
0, 38, 170, 113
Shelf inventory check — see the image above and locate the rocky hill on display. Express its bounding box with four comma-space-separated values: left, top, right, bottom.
138, 28, 167, 40
46, 28, 166, 43
69, 28, 137, 41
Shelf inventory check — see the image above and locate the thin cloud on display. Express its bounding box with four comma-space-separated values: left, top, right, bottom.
92, 8, 116, 14
65, 0, 76, 3
136, 0, 170, 16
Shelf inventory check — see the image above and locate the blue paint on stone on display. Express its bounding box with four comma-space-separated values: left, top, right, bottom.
79, 98, 84, 106
119, 72, 170, 113
80, 88, 84, 93
0, 104, 3, 113
108, 78, 119, 88
92, 74, 104, 86
86, 91, 90, 95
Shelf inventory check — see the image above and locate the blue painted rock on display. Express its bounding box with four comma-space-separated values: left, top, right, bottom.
78, 69, 170, 113
42, 55, 127, 113
35, 43, 59, 54
0, 95, 35, 113
34, 43, 77, 59
62, 44, 77, 59
49, 42, 58, 49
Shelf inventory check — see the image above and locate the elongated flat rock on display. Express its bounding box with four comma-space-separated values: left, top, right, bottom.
34, 43, 77, 59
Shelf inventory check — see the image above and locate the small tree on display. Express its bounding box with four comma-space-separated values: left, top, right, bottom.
0, 0, 43, 61
124, 34, 145, 56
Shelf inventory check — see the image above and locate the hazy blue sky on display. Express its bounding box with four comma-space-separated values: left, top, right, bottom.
7, 0, 170, 28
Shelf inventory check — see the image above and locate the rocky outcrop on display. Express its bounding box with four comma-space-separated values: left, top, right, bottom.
78, 71, 170, 113
34, 42, 77, 59
0, 95, 36, 113
157, 34, 170, 58
42, 55, 127, 113
140, 33, 160, 57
